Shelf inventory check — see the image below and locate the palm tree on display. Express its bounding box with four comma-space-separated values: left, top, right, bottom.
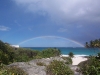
85, 39, 100, 55
85, 42, 89, 48
90, 40, 94, 47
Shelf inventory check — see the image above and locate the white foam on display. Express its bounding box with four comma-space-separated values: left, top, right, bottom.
60, 54, 88, 57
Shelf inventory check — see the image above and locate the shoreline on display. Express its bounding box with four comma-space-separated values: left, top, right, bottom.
60, 54, 88, 65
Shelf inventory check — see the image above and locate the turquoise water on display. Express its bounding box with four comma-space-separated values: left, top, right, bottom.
24, 47, 100, 56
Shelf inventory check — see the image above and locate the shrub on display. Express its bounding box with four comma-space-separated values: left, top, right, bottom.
0, 63, 27, 75
68, 52, 74, 58
96, 52, 100, 59
40, 48, 61, 58
0, 40, 15, 64
0, 50, 9, 64
78, 56, 100, 75
36, 62, 45, 66
6, 66, 27, 75
14, 48, 40, 62
46, 60, 74, 75
62, 57, 72, 64
14, 54, 29, 62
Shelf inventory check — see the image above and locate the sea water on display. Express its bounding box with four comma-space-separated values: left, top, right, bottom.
24, 47, 100, 56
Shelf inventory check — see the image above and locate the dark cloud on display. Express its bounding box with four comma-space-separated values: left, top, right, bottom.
13, 0, 100, 25
13, 0, 100, 44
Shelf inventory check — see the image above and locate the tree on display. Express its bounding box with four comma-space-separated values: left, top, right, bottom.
0, 40, 15, 64
82, 39, 100, 74
85, 39, 100, 48
85, 42, 89, 48
68, 52, 74, 58
85, 39, 100, 55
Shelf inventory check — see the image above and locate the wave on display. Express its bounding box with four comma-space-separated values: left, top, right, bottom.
60, 54, 89, 57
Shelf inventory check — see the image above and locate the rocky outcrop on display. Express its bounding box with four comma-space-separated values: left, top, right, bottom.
8, 57, 81, 75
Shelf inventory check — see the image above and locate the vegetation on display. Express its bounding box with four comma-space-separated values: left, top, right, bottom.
40, 48, 61, 58
0, 39, 61, 63
0, 63, 27, 75
62, 57, 72, 64
14, 48, 40, 62
78, 38, 100, 75
14, 48, 61, 61
0, 40, 14, 64
36, 62, 45, 66
2, 38, 100, 75
46, 60, 74, 75
68, 52, 74, 58
78, 55, 100, 75
0, 40, 61, 75
85, 39, 100, 48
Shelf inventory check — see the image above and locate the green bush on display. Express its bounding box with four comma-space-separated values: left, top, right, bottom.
78, 56, 100, 75
36, 62, 45, 66
0, 40, 15, 64
46, 60, 74, 75
40, 48, 61, 58
14, 54, 29, 62
62, 57, 72, 64
14, 48, 40, 62
0, 63, 27, 75
0, 50, 9, 64
68, 52, 74, 58
0, 40, 61, 63
6, 66, 27, 75
0, 67, 27, 75
96, 52, 100, 59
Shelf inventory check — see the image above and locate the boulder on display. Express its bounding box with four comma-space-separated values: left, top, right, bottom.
8, 57, 82, 75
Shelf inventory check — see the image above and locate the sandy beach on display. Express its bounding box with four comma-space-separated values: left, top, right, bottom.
61, 55, 88, 65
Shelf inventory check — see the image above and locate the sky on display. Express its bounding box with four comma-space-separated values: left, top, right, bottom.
0, 0, 100, 47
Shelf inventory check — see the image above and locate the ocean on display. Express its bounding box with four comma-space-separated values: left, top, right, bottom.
24, 47, 100, 56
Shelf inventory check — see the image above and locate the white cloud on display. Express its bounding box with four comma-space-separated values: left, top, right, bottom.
0, 25, 10, 31
13, 0, 100, 25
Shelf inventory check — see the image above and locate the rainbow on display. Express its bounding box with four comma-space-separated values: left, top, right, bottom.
18, 36, 84, 47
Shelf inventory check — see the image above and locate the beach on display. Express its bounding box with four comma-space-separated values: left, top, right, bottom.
61, 55, 88, 65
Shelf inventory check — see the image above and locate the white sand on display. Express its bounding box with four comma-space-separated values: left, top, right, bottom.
60, 55, 88, 65
72, 56, 87, 65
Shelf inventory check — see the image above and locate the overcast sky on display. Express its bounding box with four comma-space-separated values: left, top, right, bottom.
0, 0, 100, 47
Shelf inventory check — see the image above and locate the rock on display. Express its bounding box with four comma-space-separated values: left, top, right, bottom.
8, 56, 82, 75
8, 62, 46, 75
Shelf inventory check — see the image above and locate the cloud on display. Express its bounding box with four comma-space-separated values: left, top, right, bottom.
13, 0, 100, 25
0, 25, 11, 31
